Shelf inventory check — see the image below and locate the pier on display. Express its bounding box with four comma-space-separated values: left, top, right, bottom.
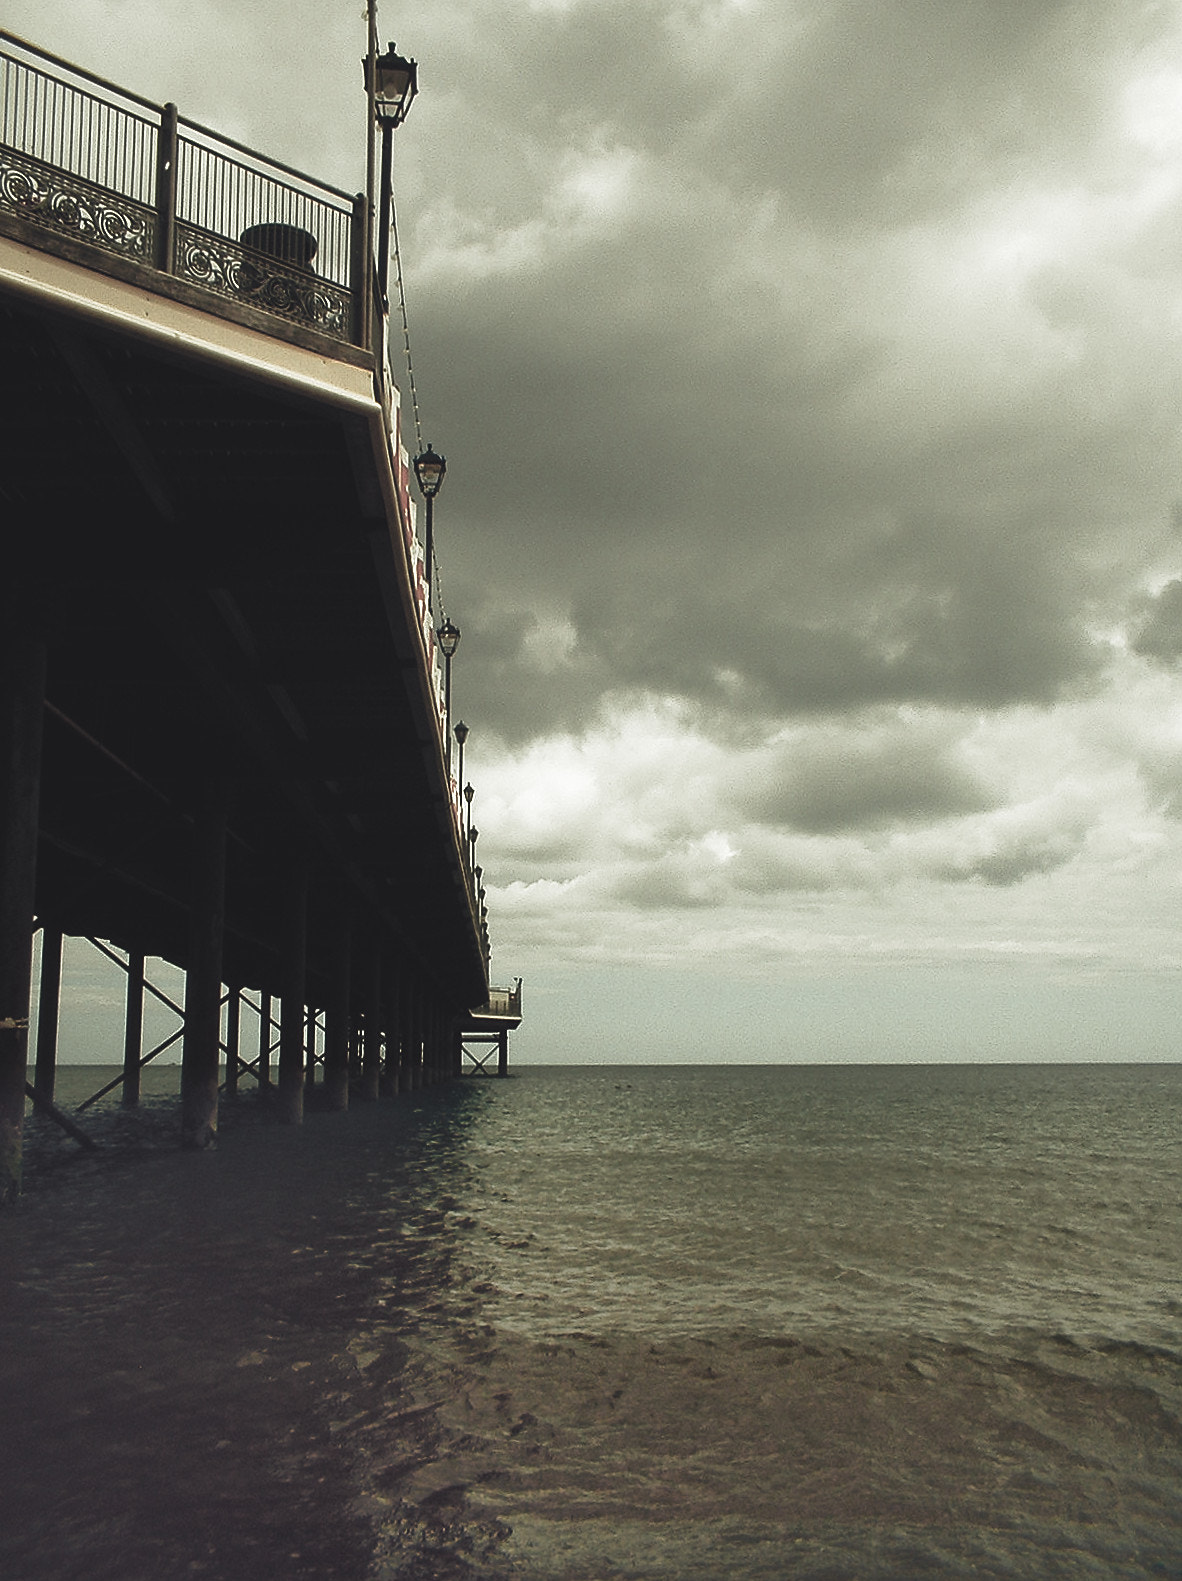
0, 30, 520, 1199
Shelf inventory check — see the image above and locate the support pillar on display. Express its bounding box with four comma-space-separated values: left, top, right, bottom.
409, 982, 423, 1090
379, 950, 399, 1097
420, 993, 433, 1087
323, 893, 352, 1112
122, 948, 144, 1108
414, 996, 424, 1088
498, 1027, 509, 1078
305, 1004, 317, 1089
427, 999, 440, 1085
277, 860, 307, 1125
0, 611, 47, 1203
258, 991, 272, 1088
224, 982, 241, 1097
180, 780, 228, 1149
395, 958, 413, 1094
360, 935, 382, 1103
432, 997, 445, 1085
33, 924, 62, 1102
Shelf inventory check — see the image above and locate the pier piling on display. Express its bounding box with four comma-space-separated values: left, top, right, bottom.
180, 782, 228, 1149
0, 609, 46, 1202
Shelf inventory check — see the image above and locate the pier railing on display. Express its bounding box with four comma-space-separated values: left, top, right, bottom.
0, 31, 362, 347
484, 982, 523, 1019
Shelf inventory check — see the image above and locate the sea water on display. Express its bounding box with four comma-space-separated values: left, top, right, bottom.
1, 1062, 1179, 1579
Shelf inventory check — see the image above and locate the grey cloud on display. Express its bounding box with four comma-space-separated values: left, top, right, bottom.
935, 824, 1087, 887
1131, 580, 1182, 668
736, 720, 996, 834
720, 0, 1115, 228
609, 857, 722, 911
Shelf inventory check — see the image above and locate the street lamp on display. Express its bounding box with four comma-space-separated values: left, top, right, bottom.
437, 617, 460, 776
414, 445, 446, 612
464, 783, 475, 852
372, 42, 418, 125
364, 36, 418, 306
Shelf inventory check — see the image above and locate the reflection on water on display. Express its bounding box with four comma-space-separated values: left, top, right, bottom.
1, 1064, 1180, 1580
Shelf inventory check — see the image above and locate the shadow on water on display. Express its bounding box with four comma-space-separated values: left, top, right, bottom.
0, 1078, 508, 1581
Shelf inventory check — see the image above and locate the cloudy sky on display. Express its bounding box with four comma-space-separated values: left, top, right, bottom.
13, 0, 1182, 1062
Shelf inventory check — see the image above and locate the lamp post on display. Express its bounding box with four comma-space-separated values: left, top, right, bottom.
464, 783, 475, 853
454, 720, 468, 840
414, 445, 446, 612
437, 617, 460, 777
364, 29, 418, 308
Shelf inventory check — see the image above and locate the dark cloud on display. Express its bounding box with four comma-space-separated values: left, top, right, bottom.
737, 722, 997, 834
715, 0, 1122, 229
19, 2, 1180, 754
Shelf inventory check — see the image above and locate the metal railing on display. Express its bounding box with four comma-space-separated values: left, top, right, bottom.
0, 31, 362, 345
483, 982, 523, 1019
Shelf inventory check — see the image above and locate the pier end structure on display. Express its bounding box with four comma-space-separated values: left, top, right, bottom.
0, 31, 513, 1193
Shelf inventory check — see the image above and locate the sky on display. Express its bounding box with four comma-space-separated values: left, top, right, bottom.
10, 0, 1182, 1063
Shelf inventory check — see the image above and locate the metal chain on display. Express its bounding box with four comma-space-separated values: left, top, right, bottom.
431, 542, 448, 622
389, 186, 424, 455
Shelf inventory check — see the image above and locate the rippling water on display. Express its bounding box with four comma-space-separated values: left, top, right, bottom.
1, 1063, 1180, 1579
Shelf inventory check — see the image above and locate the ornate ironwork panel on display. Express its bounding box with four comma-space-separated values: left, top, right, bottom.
175, 221, 351, 341
0, 145, 153, 259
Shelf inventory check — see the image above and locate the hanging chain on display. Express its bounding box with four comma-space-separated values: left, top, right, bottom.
390, 186, 453, 619
390, 187, 424, 456
431, 541, 448, 621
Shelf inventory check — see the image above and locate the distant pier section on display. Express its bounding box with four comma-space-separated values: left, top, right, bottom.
0, 31, 520, 1198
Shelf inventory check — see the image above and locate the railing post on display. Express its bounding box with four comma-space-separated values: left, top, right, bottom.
155, 102, 178, 274
350, 193, 370, 350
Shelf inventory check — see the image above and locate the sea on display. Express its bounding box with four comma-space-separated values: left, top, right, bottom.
0, 1061, 1179, 1581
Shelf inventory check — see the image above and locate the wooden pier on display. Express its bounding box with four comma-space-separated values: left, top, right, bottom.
0, 32, 519, 1198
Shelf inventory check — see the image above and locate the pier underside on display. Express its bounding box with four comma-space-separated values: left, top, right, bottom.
0, 240, 497, 1183
2, 282, 482, 1005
